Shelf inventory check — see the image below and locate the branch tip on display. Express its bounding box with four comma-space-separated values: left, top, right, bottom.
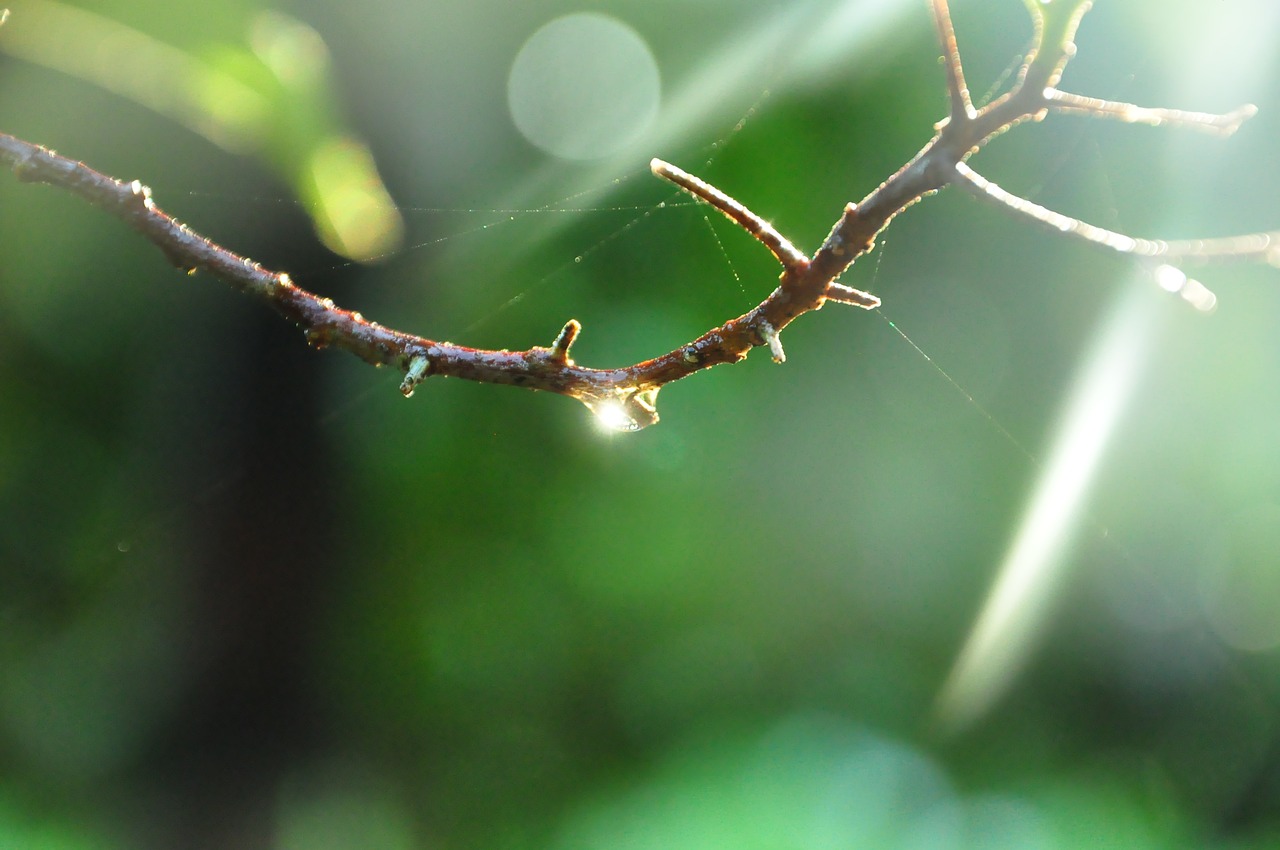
1046, 90, 1260, 137
931, 0, 973, 123
824, 282, 881, 309
1019, 0, 1093, 93
400, 354, 431, 397
651, 157, 808, 271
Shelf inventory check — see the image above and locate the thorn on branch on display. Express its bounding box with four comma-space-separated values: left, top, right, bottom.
757, 320, 786, 363
548, 319, 581, 364
824, 282, 881, 309
400, 354, 431, 397
650, 158, 809, 272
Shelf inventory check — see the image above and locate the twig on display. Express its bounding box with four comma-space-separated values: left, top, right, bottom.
952, 161, 1278, 312
929, 0, 974, 125
1045, 90, 1258, 137
954, 162, 1279, 266
0, 0, 1273, 430
546, 319, 582, 364
650, 158, 808, 272
824, 282, 882, 309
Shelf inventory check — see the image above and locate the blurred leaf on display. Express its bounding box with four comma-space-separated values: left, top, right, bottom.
0, 0, 402, 259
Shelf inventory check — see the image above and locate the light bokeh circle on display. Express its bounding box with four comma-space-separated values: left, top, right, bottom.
507, 13, 660, 160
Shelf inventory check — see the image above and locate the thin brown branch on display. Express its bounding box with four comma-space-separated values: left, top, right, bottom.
798, 2, 1099, 287
953, 161, 1278, 312
1046, 89, 1258, 137
953, 161, 1280, 266
650, 158, 808, 272
0, 0, 1273, 430
930, 0, 973, 126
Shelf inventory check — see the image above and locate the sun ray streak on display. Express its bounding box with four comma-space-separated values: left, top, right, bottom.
936, 281, 1160, 731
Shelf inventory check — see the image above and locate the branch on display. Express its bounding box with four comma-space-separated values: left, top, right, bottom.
952, 162, 1277, 312
0, 0, 1272, 430
1045, 90, 1258, 137
930, 0, 973, 126
1018, 0, 1094, 95
650, 158, 809, 273
954, 162, 1279, 267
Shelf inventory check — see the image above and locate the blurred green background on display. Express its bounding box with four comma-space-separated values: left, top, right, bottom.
2, 0, 1280, 847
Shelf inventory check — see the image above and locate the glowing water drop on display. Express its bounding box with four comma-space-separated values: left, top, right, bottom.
590, 400, 639, 433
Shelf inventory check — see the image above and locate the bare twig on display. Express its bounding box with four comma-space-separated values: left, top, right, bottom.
1045, 90, 1258, 137
650, 158, 808, 272
0, 0, 1273, 430
954, 162, 1279, 269
824, 282, 882, 309
930, 0, 974, 125
1017, 0, 1094, 96
547, 319, 582, 364
952, 162, 1277, 312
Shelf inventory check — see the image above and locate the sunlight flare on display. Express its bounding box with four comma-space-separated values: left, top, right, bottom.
937, 282, 1161, 731
590, 400, 641, 433
1154, 264, 1217, 313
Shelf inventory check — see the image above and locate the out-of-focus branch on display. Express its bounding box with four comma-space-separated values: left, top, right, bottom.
930, 0, 973, 125
0, 0, 1272, 429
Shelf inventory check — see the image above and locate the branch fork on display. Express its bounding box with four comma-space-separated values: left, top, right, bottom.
0, 0, 1272, 429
